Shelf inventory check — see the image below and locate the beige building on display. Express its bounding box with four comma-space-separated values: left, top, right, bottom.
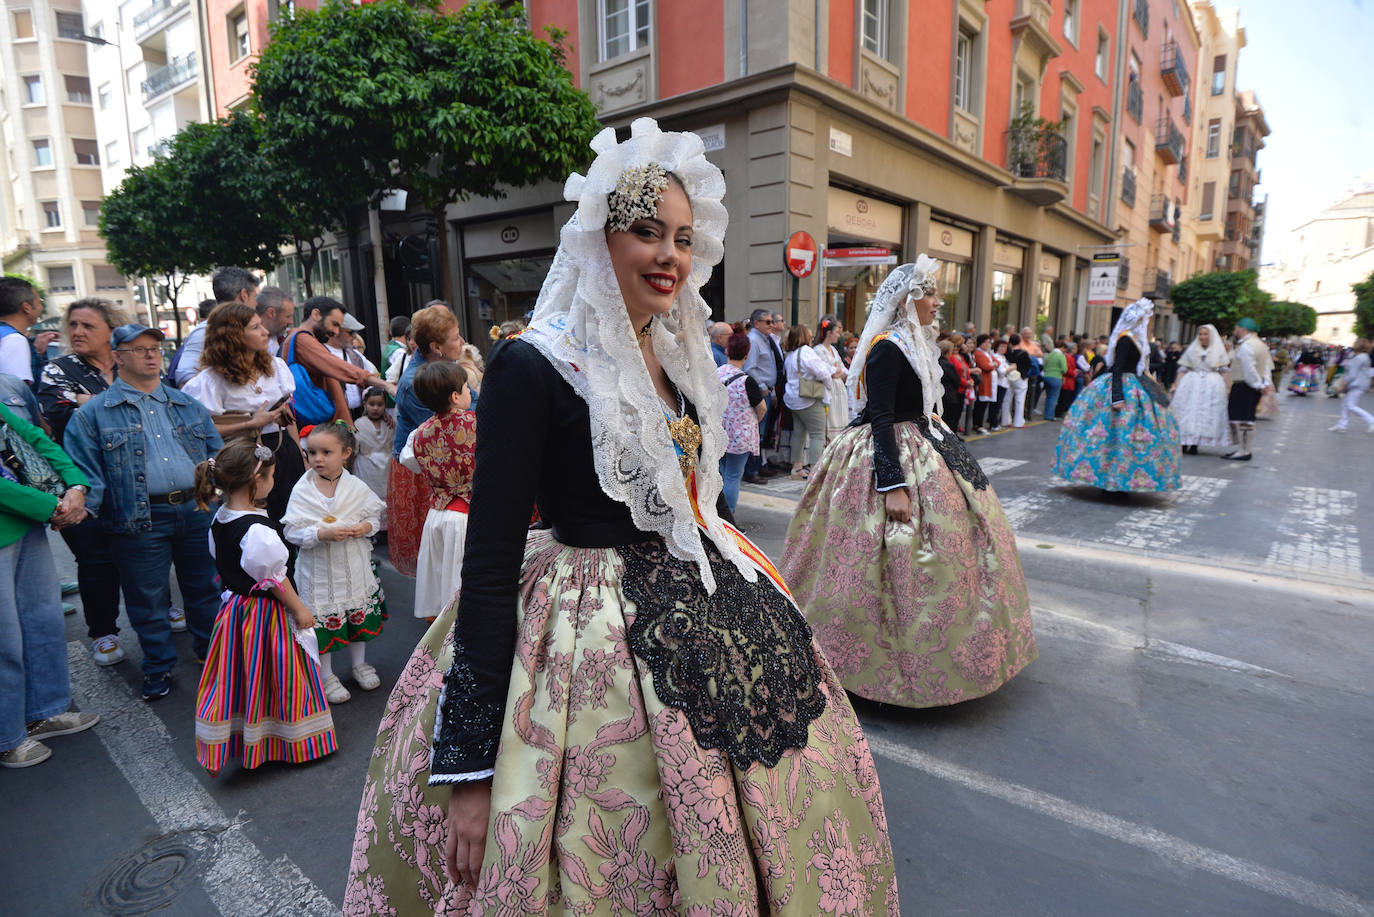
1183, 2, 1241, 277
1259, 186, 1374, 346
1, 0, 133, 315
1219, 89, 1267, 272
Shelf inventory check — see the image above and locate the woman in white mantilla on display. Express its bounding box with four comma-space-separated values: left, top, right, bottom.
1170, 323, 1232, 454
780, 258, 1037, 709
344, 119, 897, 916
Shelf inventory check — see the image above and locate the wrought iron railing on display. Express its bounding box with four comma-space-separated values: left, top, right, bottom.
1005, 128, 1068, 181
1121, 168, 1137, 208
140, 52, 197, 103
1143, 266, 1172, 299
1155, 116, 1183, 164
1133, 0, 1149, 36
1126, 80, 1144, 124
1117, 256, 1130, 289
1161, 39, 1190, 97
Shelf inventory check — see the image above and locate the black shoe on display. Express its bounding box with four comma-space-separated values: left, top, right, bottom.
1220, 452, 1251, 461
741, 474, 767, 485
141, 672, 172, 701
758, 467, 783, 478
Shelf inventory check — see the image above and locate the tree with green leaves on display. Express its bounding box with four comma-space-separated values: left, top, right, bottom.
1259, 300, 1318, 338
1170, 268, 1270, 334
251, 0, 600, 303
1354, 271, 1374, 339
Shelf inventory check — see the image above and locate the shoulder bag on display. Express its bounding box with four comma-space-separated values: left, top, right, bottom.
285, 332, 336, 426
0, 421, 66, 496
794, 351, 826, 400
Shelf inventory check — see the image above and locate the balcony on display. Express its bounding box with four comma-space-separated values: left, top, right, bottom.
1143, 266, 1172, 301
1126, 80, 1143, 124
1182, 95, 1192, 126
1178, 154, 1188, 184
1004, 128, 1068, 206
1172, 221, 1181, 244
140, 52, 197, 104
1117, 256, 1130, 290
133, 0, 188, 44
1120, 168, 1137, 208
1160, 40, 1190, 97
1149, 194, 1174, 233
1133, 0, 1149, 37
1155, 115, 1183, 164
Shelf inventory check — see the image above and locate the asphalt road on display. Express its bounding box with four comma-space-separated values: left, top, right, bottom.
3, 385, 1370, 916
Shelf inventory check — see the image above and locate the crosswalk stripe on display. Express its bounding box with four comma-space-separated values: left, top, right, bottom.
1106, 474, 1230, 551
1266, 487, 1362, 579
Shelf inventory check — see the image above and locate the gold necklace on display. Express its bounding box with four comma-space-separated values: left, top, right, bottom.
636, 319, 654, 343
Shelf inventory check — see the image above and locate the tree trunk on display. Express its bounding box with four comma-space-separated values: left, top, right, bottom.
165, 271, 183, 344
297, 236, 322, 299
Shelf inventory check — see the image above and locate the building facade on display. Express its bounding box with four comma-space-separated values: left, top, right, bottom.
1, 0, 134, 315
1219, 88, 1266, 272
1185, 1, 1239, 278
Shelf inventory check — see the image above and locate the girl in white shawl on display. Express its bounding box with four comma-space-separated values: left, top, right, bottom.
1171, 323, 1232, 454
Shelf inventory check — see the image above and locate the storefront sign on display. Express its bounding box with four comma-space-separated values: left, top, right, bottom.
785, 231, 818, 278
829, 127, 853, 157
930, 222, 973, 260
1088, 253, 1120, 304
822, 247, 897, 268
500, 226, 520, 244
463, 212, 556, 260
827, 187, 903, 245
696, 123, 726, 152
994, 240, 1026, 271
1040, 252, 1063, 278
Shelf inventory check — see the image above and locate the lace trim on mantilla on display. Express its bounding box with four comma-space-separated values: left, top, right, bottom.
618, 538, 826, 769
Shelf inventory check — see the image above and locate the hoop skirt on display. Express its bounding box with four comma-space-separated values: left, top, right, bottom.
344, 528, 898, 915
1171, 369, 1231, 448
1052, 374, 1181, 492
781, 418, 1037, 708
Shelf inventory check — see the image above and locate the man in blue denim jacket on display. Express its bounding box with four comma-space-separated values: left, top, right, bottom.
66, 324, 223, 701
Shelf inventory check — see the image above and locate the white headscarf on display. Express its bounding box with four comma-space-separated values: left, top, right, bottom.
846, 256, 945, 436
1106, 297, 1154, 374
1179, 323, 1228, 371
519, 118, 747, 591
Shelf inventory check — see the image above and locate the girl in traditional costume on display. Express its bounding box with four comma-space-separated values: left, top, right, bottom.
192, 440, 335, 776
780, 258, 1036, 709
1052, 298, 1181, 491
343, 118, 897, 916
353, 387, 394, 506
284, 424, 388, 705
1170, 324, 1231, 454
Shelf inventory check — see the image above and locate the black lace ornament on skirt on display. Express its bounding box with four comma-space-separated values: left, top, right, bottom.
618, 538, 826, 769
918, 416, 990, 491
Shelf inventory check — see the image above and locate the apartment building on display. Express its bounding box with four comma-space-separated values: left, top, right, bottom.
203, 0, 314, 116
1219, 88, 1266, 272
1185, 1, 1238, 277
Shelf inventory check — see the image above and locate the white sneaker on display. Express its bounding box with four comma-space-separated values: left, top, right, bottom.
1328, 424, 1347, 433
168, 606, 188, 632
92, 635, 125, 666
323, 674, 351, 704
0, 738, 51, 768
352, 663, 381, 691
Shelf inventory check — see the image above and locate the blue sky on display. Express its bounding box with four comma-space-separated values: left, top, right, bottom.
1233, 0, 1373, 262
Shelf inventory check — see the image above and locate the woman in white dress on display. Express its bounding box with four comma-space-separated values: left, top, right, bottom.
814, 317, 849, 438
1170, 323, 1231, 454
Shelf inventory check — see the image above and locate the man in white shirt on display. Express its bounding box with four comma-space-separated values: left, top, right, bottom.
0, 276, 48, 384
1223, 317, 1274, 462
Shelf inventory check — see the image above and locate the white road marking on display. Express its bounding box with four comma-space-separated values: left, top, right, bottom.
865, 735, 1374, 917
976, 457, 1029, 476
999, 485, 1060, 530
1105, 474, 1230, 550
1266, 487, 1363, 579
67, 643, 337, 916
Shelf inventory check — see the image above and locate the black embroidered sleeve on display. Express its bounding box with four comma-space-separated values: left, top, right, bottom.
864, 341, 911, 491
430, 341, 550, 781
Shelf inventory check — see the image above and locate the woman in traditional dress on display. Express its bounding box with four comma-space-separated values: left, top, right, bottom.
780, 258, 1036, 709
344, 119, 897, 915
1170, 323, 1231, 454
1052, 298, 1181, 492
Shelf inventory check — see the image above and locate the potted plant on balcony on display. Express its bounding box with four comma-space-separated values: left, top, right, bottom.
1007, 102, 1067, 180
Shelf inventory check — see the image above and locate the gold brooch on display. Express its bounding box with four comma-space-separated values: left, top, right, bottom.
666, 413, 701, 478
322, 515, 337, 523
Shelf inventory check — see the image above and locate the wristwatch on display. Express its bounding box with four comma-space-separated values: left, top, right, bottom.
67, 484, 89, 495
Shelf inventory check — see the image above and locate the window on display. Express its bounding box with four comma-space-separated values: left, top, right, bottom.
1063, 0, 1077, 43
65, 75, 92, 104
862, 0, 888, 57
47, 266, 76, 292
23, 75, 43, 105
1129, 51, 1141, 82
94, 266, 125, 290
1206, 119, 1221, 158
230, 9, 250, 61
33, 139, 52, 167
73, 139, 99, 165
599, 0, 649, 60
1228, 170, 1240, 199
1200, 181, 1215, 219
1013, 73, 1034, 120
98, 83, 112, 110
13, 10, 34, 38
105, 141, 120, 165
954, 30, 973, 111
1095, 31, 1109, 80
55, 10, 84, 38
1211, 55, 1226, 95
1123, 139, 1135, 171
42, 201, 61, 229
82, 201, 102, 227
1088, 133, 1105, 216
133, 128, 150, 159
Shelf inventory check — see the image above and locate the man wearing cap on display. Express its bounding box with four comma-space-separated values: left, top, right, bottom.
284, 296, 388, 426
1223, 317, 1274, 462
326, 312, 380, 417
66, 324, 224, 701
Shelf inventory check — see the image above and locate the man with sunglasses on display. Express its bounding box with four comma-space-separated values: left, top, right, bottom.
66, 324, 223, 701
742, 309, 785, 483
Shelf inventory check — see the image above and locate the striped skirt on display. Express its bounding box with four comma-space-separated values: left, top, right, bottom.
195, 593, 337, 776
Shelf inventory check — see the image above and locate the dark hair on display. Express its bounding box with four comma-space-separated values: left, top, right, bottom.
414, 359, 469, 414
389, 315, 411, 338
725, 332, 751, 361
197, 298, 217, 320
193, 439, 276, 511
307, 420, 356, 459
211, 267, 258, 304
816, 317, 839, 342
1008, 333, 1021, 346
0, 276, 36, 318
256, 286, 291, 317
200, 301, 274, 384
995, 339, 1008, 353
976, 333, 991, 346
362, 386, 387, 404
303, 295, 344, 320
749, 308, 770, 325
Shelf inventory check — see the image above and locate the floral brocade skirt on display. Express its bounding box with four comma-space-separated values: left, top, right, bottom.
344, 529, 898, 916
387, 460, 427, 576
780, 420, 1037, 708
1052, 375, 1181, 492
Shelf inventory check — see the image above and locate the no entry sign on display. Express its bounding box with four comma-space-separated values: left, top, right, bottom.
785, 231, 818, 278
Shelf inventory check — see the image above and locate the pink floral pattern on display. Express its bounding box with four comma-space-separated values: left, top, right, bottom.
344, 530, 897, 915
781, 421, 1037, 708
1052, 374, 1180, 492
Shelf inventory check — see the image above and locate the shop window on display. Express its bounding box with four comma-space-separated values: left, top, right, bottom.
33, 138, 52, 167
73, 139, 100, 165
992, 270, 1022, 332
13, 10, 34, 39
1037, 278, 1059, 330
48, 266, 76, 292
862, 0, 888, 57
23, 75, 43, 105
42, 201, 61, 229
55, 10, 84, 39
599, 0, 650, 61
936, 260, 971, 331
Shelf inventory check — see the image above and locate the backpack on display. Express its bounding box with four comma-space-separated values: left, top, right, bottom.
284, 331, 336, 426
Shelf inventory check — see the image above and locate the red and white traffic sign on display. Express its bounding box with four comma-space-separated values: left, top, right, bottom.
784, 231, 818, 278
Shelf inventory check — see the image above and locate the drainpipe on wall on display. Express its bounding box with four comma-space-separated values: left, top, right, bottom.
369, 206, 390, 335
740, 0, 748, 77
